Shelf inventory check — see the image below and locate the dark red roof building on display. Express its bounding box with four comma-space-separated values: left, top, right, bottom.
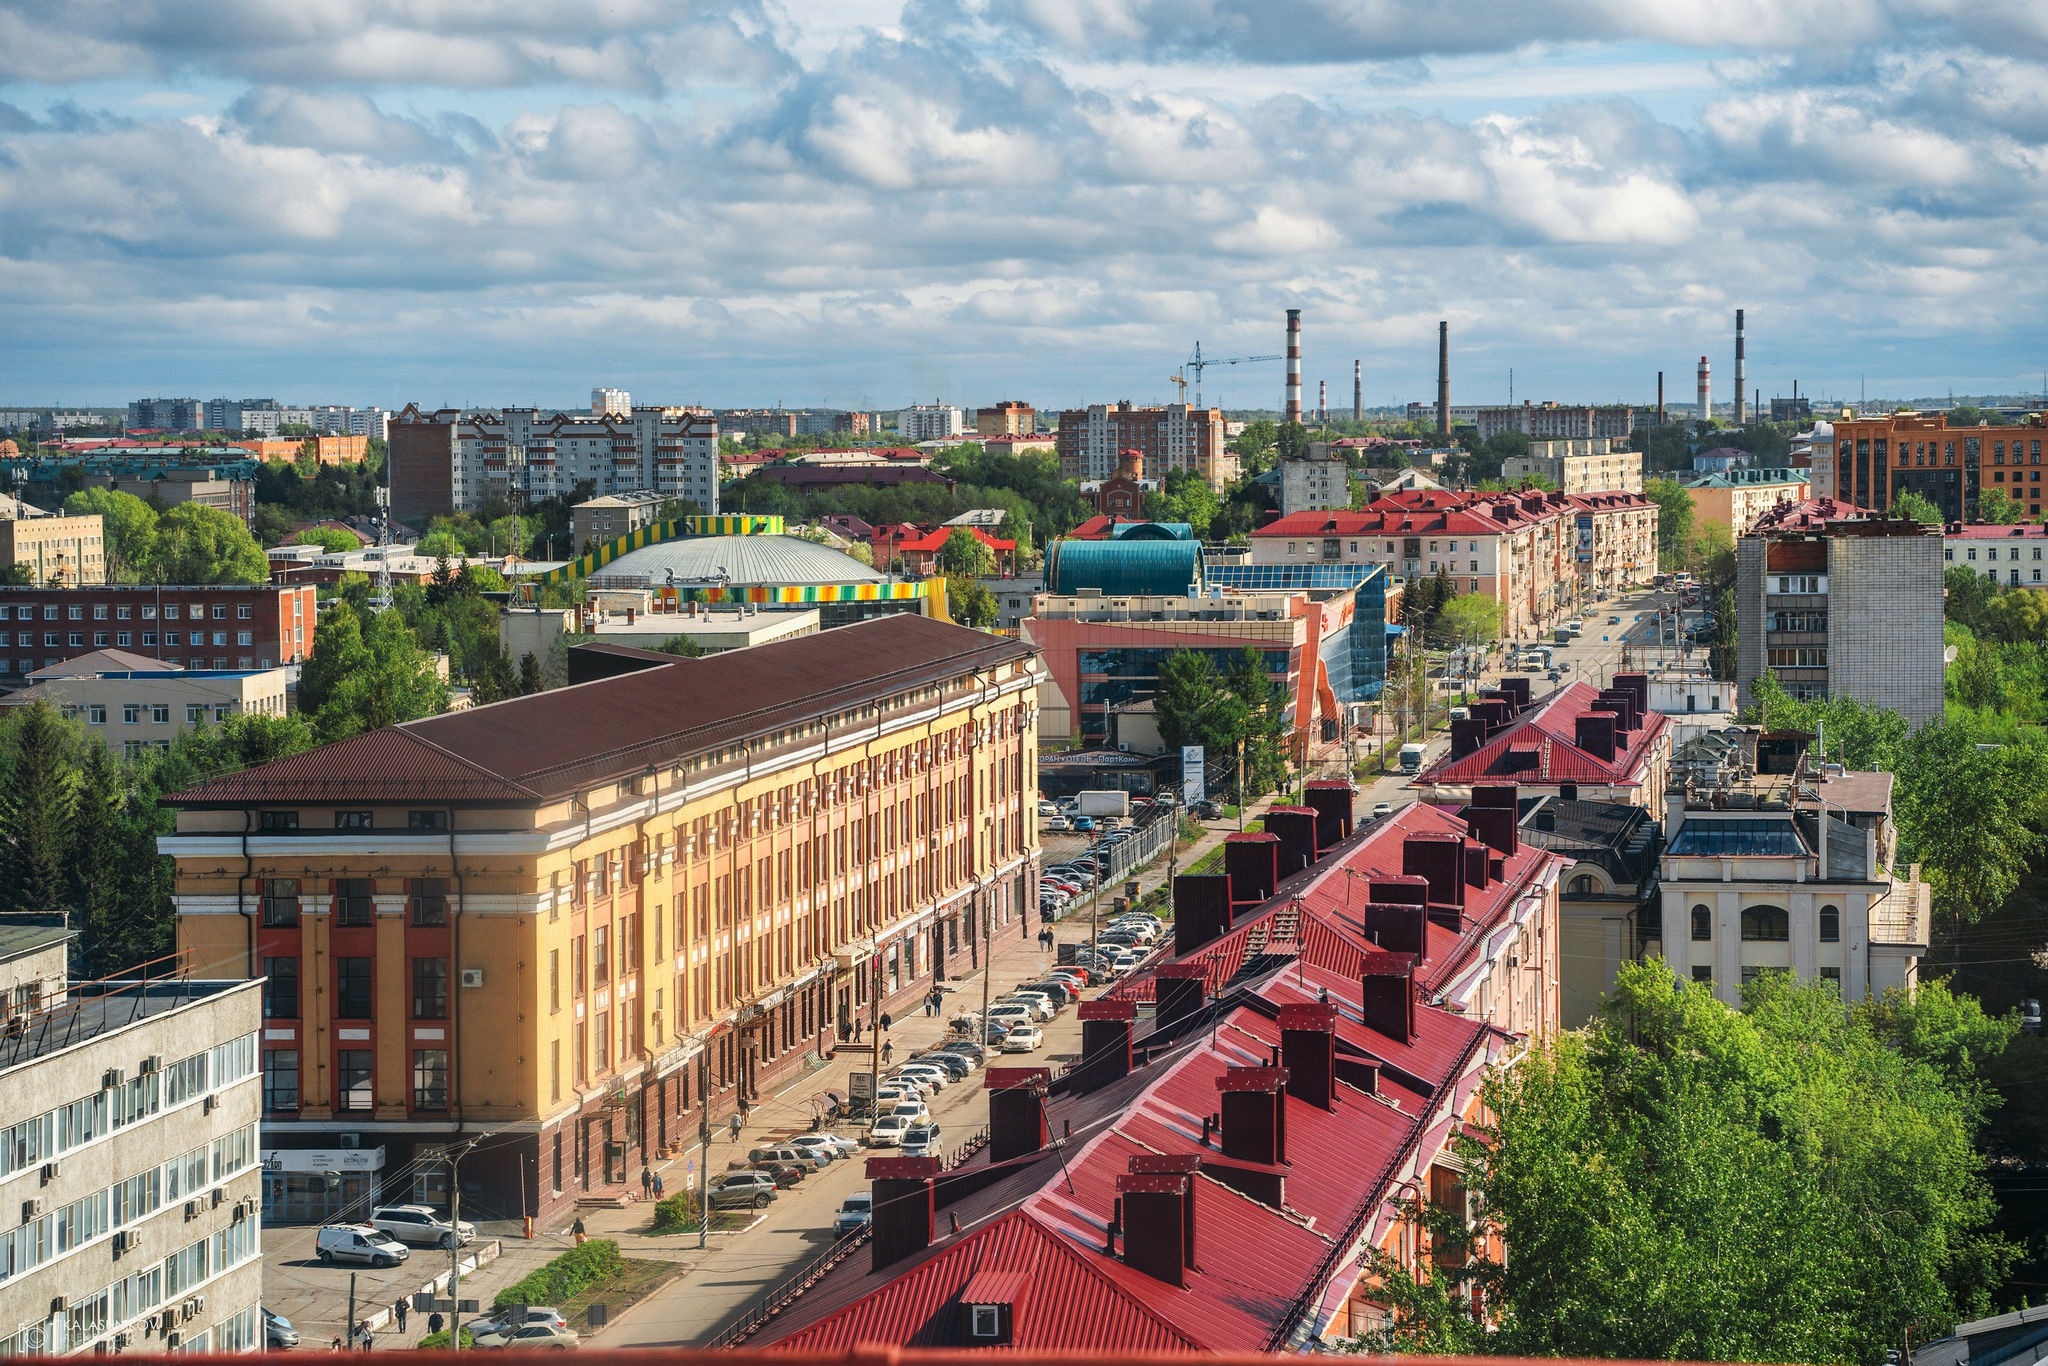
1414, 675, 1671, 808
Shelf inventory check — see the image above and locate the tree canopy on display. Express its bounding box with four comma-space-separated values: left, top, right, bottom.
148, 502, 269, 584
1644, 476, 1696, 560
63, 488, 158, 581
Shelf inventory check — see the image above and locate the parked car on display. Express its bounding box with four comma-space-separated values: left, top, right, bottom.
316, 1224, 409, 1268
1037, 801, 1058, 816
1002, 1025, 1044, 1052
792, 1133, 861, 1161
263, 1308, 300, 1350
1371, 801, 1393, 818
888, 1098, 931, 1123
471, 1322, 581, 1351
709, 1172, 779, 1208
1113, 948, 1145, 970
996, 995, 1053, 1022
910, 1050, 973, 1078
834, 1192, 874, 1235
900, 1123, 944, 1157
752, 1160, 807, 1188
749, 1144, 824, 1172
1019, 979, 1074, 1006
893, 1061, 952, 1087
1048, 966, 1092, 986
1071, 815, 1096, 832
869, 1114, 913, 1147
1041, 816, 1073, 833
370, 1204, 477, 1249
466, 1308, 567, 1338
1005, 990, 1059, 1018
936, 1040, 989, 1065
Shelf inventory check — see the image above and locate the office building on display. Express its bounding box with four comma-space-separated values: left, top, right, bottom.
571, 492, 669, 552
1735, 499, 1944, 724
1500, 437, 1643, 493
1815, 410, 2048, 522
166, 614, 1043, 1223
1055, 402, 1233, 490
975, 402, 1036, 437
387, 404, 719, 520
0, 584, 316, 678
0, 930, 265, 1355
1683, 468, 1810, 534
1654, 739, 1926, 1006
1, 650, 292, 754
0, 508, 105, 587
898, 405, 965, 442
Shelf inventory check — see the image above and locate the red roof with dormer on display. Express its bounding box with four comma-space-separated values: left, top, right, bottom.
1414, 679, 1669, 790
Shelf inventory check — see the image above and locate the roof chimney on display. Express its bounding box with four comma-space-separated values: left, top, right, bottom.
1224, 832, 1279, 907
1575, 711, 1616, 762
1117, 1167, 1195, 1287
1500, 676, 1531, 709
868, 1155, 939, 1270
1173, 873, 1232, 956
1449, 717, 1486, 759
1362, 956, 1418, 1044
1612, 671, 1650, 719
1401, 832, 1466, 907
1463, 838, 1490, 894
1303, 780, 1355, 851
1598, 688, 1640, 731
1215, 1066, 1288, 1165
1153, 961, 1209, 1032
1279, 1002, 1339, 1110
1463, 805, 1518, 857
984, 1068, 1051, 1163
1074, 999, 1136, 1092
1265, 806, 1319, 879
1363, 877, 1430, 956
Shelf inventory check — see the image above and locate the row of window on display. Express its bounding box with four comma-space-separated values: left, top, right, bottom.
0, 602, 256, 622
1767, 611, 1828, 632
1954, 546, 2044, 562
7, 658, 264, 677
0, 630, 255, 648
259, 876, 447, 927
0, 1034, 252, 1179
1687, 904, 1841, 941
1766, 647, 1827, 667
1846, 436, 2043, 464
256, 810, 448, 832
262, 1047, 446, 1113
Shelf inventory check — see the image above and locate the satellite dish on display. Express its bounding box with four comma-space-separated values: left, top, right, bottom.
1943, 645, 1959, 664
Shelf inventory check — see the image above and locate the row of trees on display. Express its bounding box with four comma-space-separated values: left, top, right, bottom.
1151, 647, 1291, 800
58, 489, 269, 583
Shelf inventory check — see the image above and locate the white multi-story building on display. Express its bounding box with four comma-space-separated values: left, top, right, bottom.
390, 404, 719, 519
0, 926, 265, 1356
303, 407, 391, 441
898, 404, 964, 442
1279, 447, 1350, 514
591, 388, 631, 419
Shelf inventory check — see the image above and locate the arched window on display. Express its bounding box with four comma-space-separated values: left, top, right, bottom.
1819, 905, 1840, 943
1741, 906, 1790, 942
1691, 905, 1712, 941
1569, 874, 1598, 896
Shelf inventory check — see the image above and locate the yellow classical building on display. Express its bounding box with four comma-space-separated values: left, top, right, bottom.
166, 615, 1044, 1223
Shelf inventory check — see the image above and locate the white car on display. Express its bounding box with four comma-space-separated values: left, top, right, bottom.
315, 1224, 409, 1268
370, 1204, 476, 1249
1003, 992, 1058, 1020
892, 1063, 950, 1088
869, 1114, 912, 1146
986, 1005, 1036, 1029
1002, 1025, 1044, 1052
1038, 801, 1058, 816
901, 1123, 944, 1157
791, 1133, 860, 1162
1042, 816, 1073, 833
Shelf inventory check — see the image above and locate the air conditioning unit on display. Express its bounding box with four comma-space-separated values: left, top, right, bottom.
114, 1229, 139, 1254
102, 1067, 124, 1090
460, 968, 484, 989
113, 1333, 131, 1349
183, 1200, 199, 1221
338, 1133, 361, 1150
164, 1332, 182, 1349
192, 1296, 205, 1314
47, 1296, 66, 1314
202, 1095, 217, 1115
138, 1054, 161, 1074
231, 1201, 248, 1222
209, 1188, 226, 1208
40, 1162, 59, 1184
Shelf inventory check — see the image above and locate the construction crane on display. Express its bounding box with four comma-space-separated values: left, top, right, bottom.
1170, 341, 1283, 409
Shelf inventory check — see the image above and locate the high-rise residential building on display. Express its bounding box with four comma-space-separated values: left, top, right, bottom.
0, 926, 266, 1355
898, 404, 965, 442
975, 401, 1036, 437
1055, 402, 1233, 490
1735, 499, 1944, 724
1278, 445, 1350, 514
387, 404, 718, 520
124, 398, 204, 433
1404, 402, 1635, 442
201, 399, 281, 433
591, 388, 631, 418
1814, 410, 2048, 523
165, 615, 1044, 1223
1500, 437, 1643, 493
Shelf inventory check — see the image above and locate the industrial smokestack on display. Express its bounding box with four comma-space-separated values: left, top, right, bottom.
1285, 309, 1302, 424
1436, 321, 1450, 434
1318, 379, 1326, 424
1353, 360, 1362, 422
1734, 308, 1746, 425
1697, 356, 1711, 425
1657, 370, 1665, 426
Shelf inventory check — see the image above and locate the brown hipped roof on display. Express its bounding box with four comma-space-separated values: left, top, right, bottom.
169, 614, 1036, 808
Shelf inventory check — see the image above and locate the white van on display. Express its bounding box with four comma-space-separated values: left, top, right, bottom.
315, 1224, 409, 1268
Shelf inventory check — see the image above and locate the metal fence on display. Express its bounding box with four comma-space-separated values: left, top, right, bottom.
1047, 805, 1177, 911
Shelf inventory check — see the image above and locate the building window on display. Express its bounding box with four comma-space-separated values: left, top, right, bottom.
1568, 874, 1598, 895
411, 877, 448, 926
572, 936, 586, 996
412, 1050, 449, 1111
334, 877, 374, 926
259, 810, 298, 831
335, 810, 373, 829
335, 957, 374, 1018
87, 705, 105, 724
262, 956, 298, 1018
594, 925, 610, 983
1691, 965, 1712, 983
1740, 906, 1790, 941
260, 878, 300, 926
123, 703, 141, 724
412, 957, 449, 1019
1819, 905, 1840, 942
1690, 905, 1712, 940
187, 703, 205, 724
595, 1010, 611, 1072
151, 704, 169, 723
263, 1050, 299, 1112
238, 604, 253, 619
408, 810, 449, 830
338, 1050, 373, 1111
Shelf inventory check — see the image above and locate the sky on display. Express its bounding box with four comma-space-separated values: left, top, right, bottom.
1, 0, 2045, 414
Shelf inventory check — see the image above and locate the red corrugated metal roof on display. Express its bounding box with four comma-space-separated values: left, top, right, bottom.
1415, 680, 1669, 789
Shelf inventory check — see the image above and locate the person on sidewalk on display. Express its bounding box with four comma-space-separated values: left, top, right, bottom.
652, 1170, 666, 1200
881, 1040, 893, 1066
572, 1216, 588, 1246
426, 1315, 443, 1340
880, 1012, 891, 1034
639, 1167, 653, 1200
728, 1113, 742, 1142
393, 1299, 408, 1334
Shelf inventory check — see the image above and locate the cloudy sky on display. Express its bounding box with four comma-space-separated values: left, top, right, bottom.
1, 1, 2044, 414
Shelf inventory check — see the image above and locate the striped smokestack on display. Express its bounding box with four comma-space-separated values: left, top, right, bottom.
1697, 355, 1711, 425
1436, 321, 1450, 433
1318, 379, 1326, 423
1657, 370, 1665, 425
1285, 309, 1302, 424
1734, 308, 1746, 425
1353, 359, 1362, 421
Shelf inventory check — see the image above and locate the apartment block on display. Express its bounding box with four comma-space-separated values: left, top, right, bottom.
1814, 410, 2048, 522
571, 492, 669, 551
1407, 401, 1635, 441
1278, 447, 1350, 514
1683, 467, 1810, 534
974, 402, 1036, 437
0, 932, 265, 1356
0, 510, 105, 587
1501, 437, 1643, 493
388, 404, 718, 520
0, 584, 316, 678
1735, 499, 1944, 724
1945, 523, 2048, 587
899, 405, 965, 442
164, 615, 1044, 1224
124, 398, 205, 433
1, 649, 291, 755
1055, 402, 1233, 490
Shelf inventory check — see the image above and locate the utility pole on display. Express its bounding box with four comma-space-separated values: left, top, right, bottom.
697, 1050, 711, 1249
443, 1137, 484, 1353
347, 1272, 358, 1353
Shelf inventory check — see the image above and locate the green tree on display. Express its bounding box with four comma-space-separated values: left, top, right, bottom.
249, 504, 295, 547
1352, 968, 2015, 1363
1978, 488, 2022, 525
1946, 564, 2000, 633
1893, 490, 1944, 525
1153, 650, 1241, 759
63, 488, 159, 581
1226, 645, 1289, 797
1437, 593, 1503, 645
946, 575, 998, 630
654, 634, 706, 658
518, 651, 546, 694
1691, 517, 1737, 582
0, 562, 31, 586
68, 739, 127, 975
0, 702, 76, 915
299, 602, 375, 719
1274, 421, 1310, 463
1895, 721, 2048, 935
292, 527, 359, 552
937, 526, 997, 577
1144, 468, 1223, 537
471, 640, 519, 704
148, 503, 269, 584
1644, 476, 1697, 561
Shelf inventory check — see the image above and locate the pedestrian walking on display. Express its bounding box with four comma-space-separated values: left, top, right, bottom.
728, 1113, 742, 1143
652, 1171, 666, 1199
881, 1040, 893, 1066
332, 1337, 344, 1352
393, 1299, 408, 1334
880, 1012, 892, 1033
572, 1215, 588, 1246
639, 1166, 653, 1199
359, 1319, 375, 1351
427, 1315, 444, 1340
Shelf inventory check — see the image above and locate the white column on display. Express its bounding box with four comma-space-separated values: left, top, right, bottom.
1790, 893, 1816, 981
1845, 895, 1871, 1002
1717, 892, 1742, 1006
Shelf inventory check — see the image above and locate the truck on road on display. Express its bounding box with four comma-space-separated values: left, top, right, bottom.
1075, 790, 1131, 818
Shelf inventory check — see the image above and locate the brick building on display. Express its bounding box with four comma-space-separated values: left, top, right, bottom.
1056, 402, 1233, 490
1812, 410, 2048, 522
0, 583, 317, 678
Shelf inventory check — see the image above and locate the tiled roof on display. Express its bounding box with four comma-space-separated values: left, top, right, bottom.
168, 615, 1035, 808
1946, 523, 2048, 539
1414, 680, 1669, 789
